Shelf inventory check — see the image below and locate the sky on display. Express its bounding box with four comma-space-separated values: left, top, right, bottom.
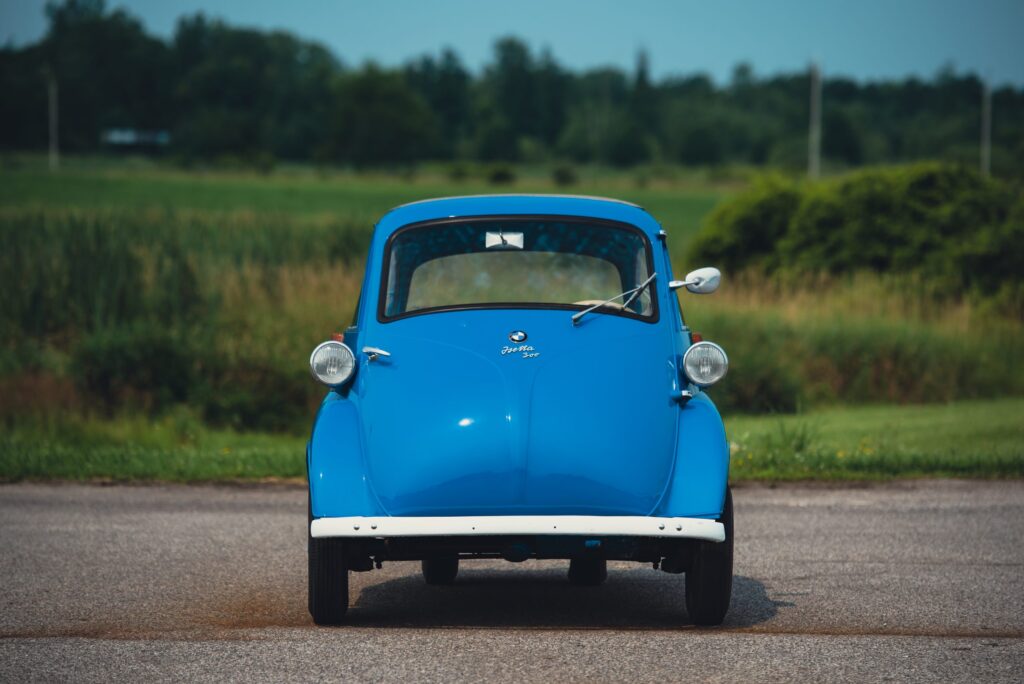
3, 0, 1023, 86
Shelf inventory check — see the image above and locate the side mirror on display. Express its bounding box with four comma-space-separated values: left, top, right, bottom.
669, 267, 721, 295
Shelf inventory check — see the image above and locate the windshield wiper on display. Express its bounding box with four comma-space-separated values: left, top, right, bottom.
571, 272, 657, 326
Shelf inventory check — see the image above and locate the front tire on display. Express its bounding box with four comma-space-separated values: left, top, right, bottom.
422, 556, 460, 585
308, 495, 349, 625
685, 486, 734, 626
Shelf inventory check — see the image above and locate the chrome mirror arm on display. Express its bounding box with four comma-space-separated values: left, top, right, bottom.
671, 267, 721, 295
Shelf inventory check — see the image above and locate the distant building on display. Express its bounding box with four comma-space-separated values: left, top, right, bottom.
100, 129, 171, 150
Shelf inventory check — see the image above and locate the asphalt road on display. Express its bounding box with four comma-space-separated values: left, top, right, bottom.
1, 480, 1022, 683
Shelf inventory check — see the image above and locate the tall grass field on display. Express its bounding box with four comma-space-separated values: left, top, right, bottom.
1, 158, 1021, 481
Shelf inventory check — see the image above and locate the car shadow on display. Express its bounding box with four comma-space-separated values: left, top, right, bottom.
347, 566, 790, 629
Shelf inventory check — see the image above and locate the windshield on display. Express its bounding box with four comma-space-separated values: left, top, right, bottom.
380, 219, 656, 321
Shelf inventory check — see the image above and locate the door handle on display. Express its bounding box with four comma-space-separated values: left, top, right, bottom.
362, 346, 391, 361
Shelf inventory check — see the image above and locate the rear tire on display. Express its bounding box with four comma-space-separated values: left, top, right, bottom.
308, 494, 349, 625
685, 486, 733, 626
422, 556, 460, 585
568, 558, 608, 586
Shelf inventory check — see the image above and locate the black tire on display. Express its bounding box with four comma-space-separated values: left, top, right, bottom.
568, 557, 608, 586
308, 494, 349, 625
685, 486, 734, 626
422, 556, 459, 585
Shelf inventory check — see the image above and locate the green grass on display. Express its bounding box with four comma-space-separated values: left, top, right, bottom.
0, 410, 305, 481
1, 159, 1021, 482
726, 398, 1024, 480
1, 399, 1020, 482
0, 163, 724, 254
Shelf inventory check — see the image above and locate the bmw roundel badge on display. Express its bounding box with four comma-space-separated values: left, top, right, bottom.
509, 330, 528, 343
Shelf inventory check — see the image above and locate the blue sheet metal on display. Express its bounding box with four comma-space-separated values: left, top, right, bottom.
308, 195, 729, 521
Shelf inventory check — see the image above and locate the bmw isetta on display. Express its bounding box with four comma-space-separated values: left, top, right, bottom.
307, 195, 732, 625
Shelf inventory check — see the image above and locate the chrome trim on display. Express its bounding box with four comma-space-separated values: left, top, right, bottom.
362, 346, 392, 361
309, 341, 356, 387
674, 389, 694, 404
682, 341, 729, 387
679, 267, 721, 294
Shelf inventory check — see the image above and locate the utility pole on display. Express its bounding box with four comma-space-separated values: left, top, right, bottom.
47, 70, 59, 172
980, 79, 992, 177
808, 61, 821, 179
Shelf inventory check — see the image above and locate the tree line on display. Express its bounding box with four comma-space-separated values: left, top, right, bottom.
2, 0, 1022, 174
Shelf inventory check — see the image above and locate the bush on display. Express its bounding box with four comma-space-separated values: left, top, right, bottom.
686, 175, 801, 273
551, 164, 578, 187
687, 163, 1024, 297
694, 311, 803, 413
73, 324, 197, 413
447, 162, 470, 182
194, 360, 308, 432
696, 309, 1024, 413
486, 164, 516, 185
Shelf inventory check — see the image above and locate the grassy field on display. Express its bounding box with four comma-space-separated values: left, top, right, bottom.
0, 161, 736, 427
727, 398, 1024, 480
1, 158, 1021, 481
1, 399, 1020, 482
0, 159, 725, 251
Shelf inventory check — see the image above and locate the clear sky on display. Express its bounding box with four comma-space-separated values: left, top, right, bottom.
3, 0, 1023, 86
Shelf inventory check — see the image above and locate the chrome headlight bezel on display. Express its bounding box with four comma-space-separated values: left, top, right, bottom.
309, 340, 356, 388
682, 341, 729, 387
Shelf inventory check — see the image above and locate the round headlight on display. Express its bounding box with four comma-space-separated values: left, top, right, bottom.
309, 341, 356, 387
683, 341, 729, 387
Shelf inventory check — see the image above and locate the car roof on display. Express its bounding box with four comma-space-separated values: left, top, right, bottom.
374, 194, 662, 239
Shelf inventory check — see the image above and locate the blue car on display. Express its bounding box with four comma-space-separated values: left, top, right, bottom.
307, 194, 732, 625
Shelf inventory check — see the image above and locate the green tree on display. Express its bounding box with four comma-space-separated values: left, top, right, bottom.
329, 65, 440, 167
172, 15, 339, 162
31, 0, 172, 151
404, 48, 471, 157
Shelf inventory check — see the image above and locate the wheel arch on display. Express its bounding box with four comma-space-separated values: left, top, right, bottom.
308, 393, 385, 518
654, 392, 730, 519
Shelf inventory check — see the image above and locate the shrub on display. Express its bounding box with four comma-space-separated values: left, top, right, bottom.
687, 163, 1023, 297
551, 164, 578, 187
486, 164, 516, 185
447, 162, 470, 182
686, 175, 801, 273
194, 360, 308, 432
695, 309, 1024, 413
694, 311, 803, 413
779, 164, 1015, 283
72, 324, 196, 413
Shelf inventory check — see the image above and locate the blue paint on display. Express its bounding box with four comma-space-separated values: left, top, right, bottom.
309, 195, 729, 521
654, 391, 730, 518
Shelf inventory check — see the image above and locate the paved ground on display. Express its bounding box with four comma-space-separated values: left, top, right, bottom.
1, 480, 1022, 682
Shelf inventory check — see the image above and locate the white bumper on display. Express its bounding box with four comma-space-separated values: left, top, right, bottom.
310, 515, 725, 542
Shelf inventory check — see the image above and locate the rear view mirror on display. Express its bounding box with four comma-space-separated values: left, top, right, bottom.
669, 267, 721, 294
